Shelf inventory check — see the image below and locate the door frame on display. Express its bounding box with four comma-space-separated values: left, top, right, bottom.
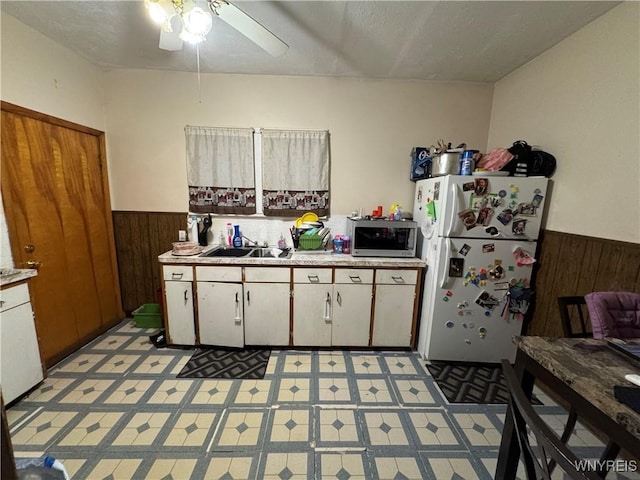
1, 101, 124, 358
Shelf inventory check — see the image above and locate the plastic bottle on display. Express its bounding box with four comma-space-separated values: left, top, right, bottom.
15, 456, 70, 480
342, 236, 351, 254
219, 230, 226, 246
277, 234, 286, 249
44, 457, 70, 480
190, 216, 199, 243
232, 225, 242, 247
394, 205, 403, 220
226, 222, 233, 246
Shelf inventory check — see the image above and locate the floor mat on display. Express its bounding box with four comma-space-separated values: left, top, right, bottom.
177, 348, 270, 379
426, 361, 542, 405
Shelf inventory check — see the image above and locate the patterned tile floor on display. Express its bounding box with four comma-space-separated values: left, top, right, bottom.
7, 319, 637, 480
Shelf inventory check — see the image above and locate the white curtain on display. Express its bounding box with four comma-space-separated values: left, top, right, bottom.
261, 129, 330, 217
185, 126, 256, 214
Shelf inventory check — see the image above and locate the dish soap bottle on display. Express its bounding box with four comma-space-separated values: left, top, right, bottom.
232, 225, 242, 247
278, 234, 286, 249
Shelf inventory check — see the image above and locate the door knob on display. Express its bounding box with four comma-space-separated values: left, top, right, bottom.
26, 260, 42, 270
24, 244, 35, 253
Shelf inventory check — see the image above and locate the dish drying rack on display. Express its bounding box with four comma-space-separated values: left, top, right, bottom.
298, 227, 331, 250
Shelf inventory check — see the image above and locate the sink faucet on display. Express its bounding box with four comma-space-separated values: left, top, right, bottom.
242, 235, 262, 247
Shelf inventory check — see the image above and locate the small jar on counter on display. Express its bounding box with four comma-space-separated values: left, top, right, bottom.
342, 236, 351, 254
333, 237, 344, 254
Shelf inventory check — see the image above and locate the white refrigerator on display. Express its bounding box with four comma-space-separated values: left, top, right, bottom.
413, 174, 548, 363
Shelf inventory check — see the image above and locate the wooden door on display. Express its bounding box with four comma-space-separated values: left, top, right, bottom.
1, 102, 123, 366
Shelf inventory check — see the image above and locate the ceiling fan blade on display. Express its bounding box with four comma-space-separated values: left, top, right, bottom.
159, 29, 183, 50
216, 2, 288, 57
158, 16, 183, 51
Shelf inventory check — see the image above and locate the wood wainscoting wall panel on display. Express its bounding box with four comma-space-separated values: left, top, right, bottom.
527, 230, 640, 338
113, 211, 186, 313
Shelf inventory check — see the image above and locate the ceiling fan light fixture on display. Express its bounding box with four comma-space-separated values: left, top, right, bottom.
182, 7, 212, 40
145, 0, 175, 30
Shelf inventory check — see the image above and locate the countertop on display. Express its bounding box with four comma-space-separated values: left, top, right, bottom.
158, 248, 426, 268
0, 268, 38, 288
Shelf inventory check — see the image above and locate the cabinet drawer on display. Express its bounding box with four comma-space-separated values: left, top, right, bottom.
0, 283, 30, 312
375, 269, 418, 285
334, 269, 374, 284
196, 266, 243, 282
293, 268, 332, 284
163, 266, 193, 282
245, 267, 290, 283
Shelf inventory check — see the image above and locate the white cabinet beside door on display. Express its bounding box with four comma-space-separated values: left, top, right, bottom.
163, 266, 195, 346
244, 267, 291, 345
372, 269, 418, 347
293, 268, 333, 346
332, 269, 373, 347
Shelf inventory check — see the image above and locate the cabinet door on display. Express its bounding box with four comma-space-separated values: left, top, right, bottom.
293, 283, 332, 346
332, 284, 372, 346
197, 282, 244, 348
244, 283, 290, 346
164, 281, 195, 345
372, 284, 415, 347
1, 302, 44, 403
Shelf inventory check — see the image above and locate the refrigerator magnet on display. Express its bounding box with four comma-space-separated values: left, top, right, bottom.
482, 243, 495, 253
475, 178, 489, 196
512, 219, 527, 235
531, 193, 544, 207
475, 290, 501, 311
478, 327, 487, 338
462, 181, 475, 192
498, 189, 507, 198
446, 321, 455, 328
485, 226, 500, 237
449, 258, 464, 278
496, 208, 513, 226
434, 182, 440, 200
458, 209, 477, 230
476, 207, 493, 226
459, 244, 471, 256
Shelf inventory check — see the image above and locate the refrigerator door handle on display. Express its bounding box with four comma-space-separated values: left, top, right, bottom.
445, 183, 459, 237
440, 238, 451, 289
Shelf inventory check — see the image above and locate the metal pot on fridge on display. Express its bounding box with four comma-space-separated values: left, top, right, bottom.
431, 151, 461, 176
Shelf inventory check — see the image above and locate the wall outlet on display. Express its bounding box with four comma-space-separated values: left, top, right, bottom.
178, 230, 187, 241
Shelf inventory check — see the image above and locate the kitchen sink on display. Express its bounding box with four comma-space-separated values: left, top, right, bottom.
201, 247, 254, 257
248, 248, 292, 259
200, 247, 292, 259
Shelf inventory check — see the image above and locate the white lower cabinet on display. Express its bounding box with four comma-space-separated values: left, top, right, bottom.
293, 268, 372, 347
0, 282, 44, 404
332, 269, 373, 346
293, 268, 333, 346
164, 281, 195, 345
244, 266, 291, 346
163, 266, 195, 345
197, 281, 244, 348
372, 269, 418, 346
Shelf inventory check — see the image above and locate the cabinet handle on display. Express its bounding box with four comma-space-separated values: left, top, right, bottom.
0, 300, 5, 307
391, 276, 405, 284
247, 290, 251, 303
324, 292, 332, 321
337, 291, 342, 306
349, 275, 361, 283
184, 290, 188, 302
234, 291, 241, 322
172, 272, 184, 279
308, 275, 319, 283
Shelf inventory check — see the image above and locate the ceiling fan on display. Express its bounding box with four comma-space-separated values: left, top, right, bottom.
145, 0, 288, 57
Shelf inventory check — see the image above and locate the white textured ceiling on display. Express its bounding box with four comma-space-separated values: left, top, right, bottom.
1, 0, 620, 82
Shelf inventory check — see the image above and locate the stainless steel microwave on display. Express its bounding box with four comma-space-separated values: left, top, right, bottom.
346, 218, 417, 257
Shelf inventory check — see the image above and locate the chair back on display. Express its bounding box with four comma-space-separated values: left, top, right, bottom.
558, 296, 591, 338
585, 291, 640, 339
500, 360, 600, 480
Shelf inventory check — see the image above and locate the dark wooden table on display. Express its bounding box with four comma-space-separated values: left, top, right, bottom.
495, 336, 640, 479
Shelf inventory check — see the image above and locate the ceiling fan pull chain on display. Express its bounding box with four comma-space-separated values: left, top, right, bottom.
196, 42, 202, 104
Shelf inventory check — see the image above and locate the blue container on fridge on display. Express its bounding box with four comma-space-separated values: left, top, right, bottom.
459, 150, 475, 175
